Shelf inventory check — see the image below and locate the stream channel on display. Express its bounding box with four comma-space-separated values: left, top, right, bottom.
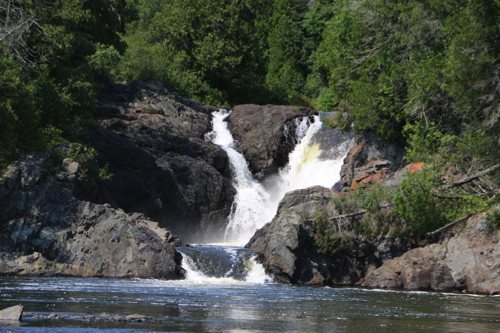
1, 111, 499, 332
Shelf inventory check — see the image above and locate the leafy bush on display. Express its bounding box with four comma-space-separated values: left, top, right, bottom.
394, 169, 447, 235
394, 167, 494, 236
312, 208, 351, 255
486, 206, 500, 230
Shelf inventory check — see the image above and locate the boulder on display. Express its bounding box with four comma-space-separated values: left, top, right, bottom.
227, 104, 317, 179
246, 186, 404, 285
363, 214, 500, 294
0, 305, 23, 321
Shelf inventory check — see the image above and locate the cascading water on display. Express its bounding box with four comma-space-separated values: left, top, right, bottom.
204, 110, 276, 244
279, 118, 351, 191
177, 245, 271, 284
178, 109, 352, 283
205, 109, 353, 244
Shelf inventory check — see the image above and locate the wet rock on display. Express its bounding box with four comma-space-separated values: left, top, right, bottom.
110, 315, 125, 322
125, 314, 150, 322
70, 315, 85, 319
97, 313, 111, 320
227, 104, 317, 179
0, 305, 23, 321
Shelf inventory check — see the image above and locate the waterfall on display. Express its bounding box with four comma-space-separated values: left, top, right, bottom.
277, 117, 353, 193
205, 110, 275, 244
205, 110, 353, 244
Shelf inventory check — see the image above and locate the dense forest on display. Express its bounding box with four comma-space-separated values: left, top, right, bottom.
1, 0, 500, 234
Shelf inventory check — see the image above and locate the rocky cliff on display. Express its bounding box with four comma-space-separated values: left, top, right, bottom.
339, 131, 407, 191
79, 78, 236, 242
0, 152, 184, 278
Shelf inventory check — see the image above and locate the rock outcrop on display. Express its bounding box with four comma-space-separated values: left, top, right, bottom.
227, 104, 317, 179
246, 186, 405, 285
0, 305, 23, 321
340, 131, 407, 191
78, 78, 236, 242
0, 151, 184, 279
363, 214, 500, 294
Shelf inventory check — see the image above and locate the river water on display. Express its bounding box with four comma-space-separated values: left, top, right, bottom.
1, 258, 500, 332
1, 112, 499, 332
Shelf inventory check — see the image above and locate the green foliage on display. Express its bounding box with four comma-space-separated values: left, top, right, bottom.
89, 44, 122, 76
394, 169, 449, 235
295, 210, 310, 222
143, 0, 271, 106
320, 115, 338, 129
312, 208, 351, 256
354, 183, 391, 214
1, 0, 133, 168
313, 0, 500, 147
332, 183, 402, 240
394, 167, 494, 236
94, 163, 113, 182
486, 206, 500, 230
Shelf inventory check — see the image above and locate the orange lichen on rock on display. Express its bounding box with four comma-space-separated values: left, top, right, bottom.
351, 173, 384, 190
408, 162, 424, 174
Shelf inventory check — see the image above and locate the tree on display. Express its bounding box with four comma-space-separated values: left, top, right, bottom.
0, 0, 133, 167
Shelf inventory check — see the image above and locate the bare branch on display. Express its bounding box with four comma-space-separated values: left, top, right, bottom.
440, 163, 500, 191
433, 191, 499, 200
426, 213, 476, 236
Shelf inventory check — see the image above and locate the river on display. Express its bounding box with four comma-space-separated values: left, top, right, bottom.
1, 260, 500, 332
1, 111, 499, 332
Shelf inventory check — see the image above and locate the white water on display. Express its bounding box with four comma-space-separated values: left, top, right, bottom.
179, 245, 272, 284
205, 110, 352, 244
205, 110, 275, 244
184, 109, 352, 286
182, 255, 271, 284
274, 116, 351, 197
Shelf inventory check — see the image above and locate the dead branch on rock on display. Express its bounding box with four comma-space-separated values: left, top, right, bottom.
323, 203, 390, 221
426, 213, 476, 236
328, 210, 367, 220
439, 163, 500, 191
433, 191, 499, 200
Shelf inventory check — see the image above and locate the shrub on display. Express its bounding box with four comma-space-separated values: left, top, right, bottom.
312, 208, 351, 255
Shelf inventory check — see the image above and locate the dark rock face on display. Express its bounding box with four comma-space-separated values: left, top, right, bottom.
227, 104, 317, 179
246, 186, 404, 285
340, 131, 407, 191
363, 215, 500, 294
80, 78, 236, 242
0, 152, 184, 279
